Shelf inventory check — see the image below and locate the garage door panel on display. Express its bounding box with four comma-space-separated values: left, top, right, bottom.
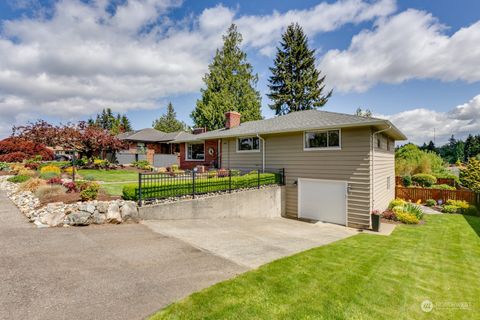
298, 179, 347, 225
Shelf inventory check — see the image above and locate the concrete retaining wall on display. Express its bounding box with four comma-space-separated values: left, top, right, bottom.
139, 186, 285, 220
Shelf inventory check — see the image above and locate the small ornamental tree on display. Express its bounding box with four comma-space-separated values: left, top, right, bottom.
460, 158, 480, 193
0, 137, 54, 162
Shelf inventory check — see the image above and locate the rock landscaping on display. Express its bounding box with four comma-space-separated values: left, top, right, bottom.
1, 176, 138, 227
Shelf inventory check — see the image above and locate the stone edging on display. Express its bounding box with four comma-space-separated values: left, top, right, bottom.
0, 176, 138, 228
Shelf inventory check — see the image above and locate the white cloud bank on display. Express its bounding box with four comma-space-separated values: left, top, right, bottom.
0, 0, 395, 137
320, 9, 480, 92
379, 95, 480, 145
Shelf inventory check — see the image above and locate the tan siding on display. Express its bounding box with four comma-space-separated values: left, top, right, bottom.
373, 133, 395, 212
223, 127, 373, 228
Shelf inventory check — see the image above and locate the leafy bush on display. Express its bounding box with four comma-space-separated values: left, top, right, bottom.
395, 211, 420, 224
442, 205, 459, 214
460, 158, 480, 192
7, 175, 30, 183
39, 161, 71, 169
0, 151, 28, 162
381, 210, 396, 220
62, 181, 78, 193
19, 178, 45, 192
401, 175, 412, 187
47, 177, 63, 185
0, 162, 10, 170
93, 158, 110, 169
431, 184, 456, 190
403, 203, 424, 220
35, 185, 67, 200
425, 199, 437, 207
207, 170, 217, 178
392, 206, 405, 215
17, 168, 36, 177
40, 165, 62, 175
395, 144, 450, 177
80, 182, 100, 201
122, 173, 281, 201
388, 198, 406, 209
39, 172, 60, 180
24, 162, 40, 170
412, 173, 437, 187
445, 199, 469, 209
464, 205, 479, 216
132, 160, 151, 170
63, 167, 76, 175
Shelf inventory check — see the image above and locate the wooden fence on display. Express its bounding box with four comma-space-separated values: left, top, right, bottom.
395, 186, 479, 204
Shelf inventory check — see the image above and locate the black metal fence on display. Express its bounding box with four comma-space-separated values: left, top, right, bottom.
137, 168, 285, 205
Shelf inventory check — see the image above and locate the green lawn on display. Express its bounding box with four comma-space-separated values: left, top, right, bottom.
78, 169, 139, 195
151, 214, 480, 320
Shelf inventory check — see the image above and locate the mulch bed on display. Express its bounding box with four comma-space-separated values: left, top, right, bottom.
39, 190, 120, 207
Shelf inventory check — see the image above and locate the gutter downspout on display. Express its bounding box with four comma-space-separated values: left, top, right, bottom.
371, 125, 392, 226
256, 134, 265, 173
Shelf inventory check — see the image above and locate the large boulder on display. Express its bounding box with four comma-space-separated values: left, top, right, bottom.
92, 211, 106, 224
96, 202, 109, 214
40, 210, 66, 227
106, 202, 122, 224
120, 201, 139, 222
66, 210, 92, 226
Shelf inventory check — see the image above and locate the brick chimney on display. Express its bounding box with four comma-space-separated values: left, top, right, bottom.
225, 111, 241, 129
192, 127, 207, 135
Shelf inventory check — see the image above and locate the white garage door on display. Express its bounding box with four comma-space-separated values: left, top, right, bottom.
298, 178, 347, 225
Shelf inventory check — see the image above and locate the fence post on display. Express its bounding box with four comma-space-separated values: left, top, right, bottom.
257, 170, 260, 189
228, 169, 232, 193
192, 170, 196, 199
138, 173, 142, 207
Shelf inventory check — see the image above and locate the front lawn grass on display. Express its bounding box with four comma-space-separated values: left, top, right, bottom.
151, 214, 480, 319
78, 169, 138, 182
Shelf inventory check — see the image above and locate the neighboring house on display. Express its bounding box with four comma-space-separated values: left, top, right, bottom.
173, 110, 407, 229
117, 128, 193, 167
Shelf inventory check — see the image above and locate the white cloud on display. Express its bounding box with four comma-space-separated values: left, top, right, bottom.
319, 9, 480, 92
379, 95, 480, 145
0, 0, 395, 138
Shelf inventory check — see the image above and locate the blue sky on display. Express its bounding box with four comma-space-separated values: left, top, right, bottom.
0, 0, 479, 144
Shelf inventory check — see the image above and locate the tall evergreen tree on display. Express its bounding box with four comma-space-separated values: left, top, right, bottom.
191, 24, 262, 130
88, 108, 132, 134
153, 102, 187, 133
464, 134, 480, 161
268, 23, 332, 115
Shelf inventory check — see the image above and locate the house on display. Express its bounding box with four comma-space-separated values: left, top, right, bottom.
117, 128, 193, 167
173, 110, 407, 229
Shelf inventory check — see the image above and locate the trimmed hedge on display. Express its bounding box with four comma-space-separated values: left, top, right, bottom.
122, 173, 281, 201
412, 173, 437, 187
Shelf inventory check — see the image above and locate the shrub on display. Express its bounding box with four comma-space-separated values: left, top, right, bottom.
249, 170, 258, 175
132, 160, 151, 170
464, 205, 479, 216
0, 151, 28, 162
431, 184, 456, 190
24, 162, 40, 170
445, 199, 469, 209
388, 198, 406, 209
19, 178, 45, 192
170, 164, 179, 172
47, 177, 63, 185
230, 169, 241, 176
17, 168, 36, 177
63, 181, 78, 193
381, 210, 396, 220
402, 175, 412, 187
207, 170, 217, 178
392, 205, 405, 215
7, 175, 30, 183
35, 185, 67, 201
0, 162, 9, 170
412, 173, 437, 187
403, 203, 424, 220
425, 199, 437, 207
395, 211, 420, 224
39, 172, 60, 180
80, 182, 100, 201
442, 205, 459, 214
217, 168, 228, 177
93, 158, 109, 169
460, 158, 480, 192
40, 165, 62, 175
39, 161, 71, 169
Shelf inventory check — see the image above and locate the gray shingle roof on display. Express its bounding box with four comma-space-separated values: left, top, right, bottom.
118, 128, 195, 142
174, 110, 407, 142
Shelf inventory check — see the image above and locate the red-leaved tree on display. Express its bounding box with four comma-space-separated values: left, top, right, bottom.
0, 137, 54, 162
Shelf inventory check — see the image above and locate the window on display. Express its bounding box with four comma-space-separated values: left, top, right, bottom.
186, 143, 205, 160
137, 143, 146, 154
237, 137, 260, 152
304, 129, 341, 150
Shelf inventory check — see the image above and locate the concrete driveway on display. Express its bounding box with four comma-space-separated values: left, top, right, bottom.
0, 193, 246, 320
143, 218, 357, 268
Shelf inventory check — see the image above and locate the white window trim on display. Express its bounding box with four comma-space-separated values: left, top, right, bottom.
236, 136, 261, 153
185, 142, 205, 161
303, 129, 342, 151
